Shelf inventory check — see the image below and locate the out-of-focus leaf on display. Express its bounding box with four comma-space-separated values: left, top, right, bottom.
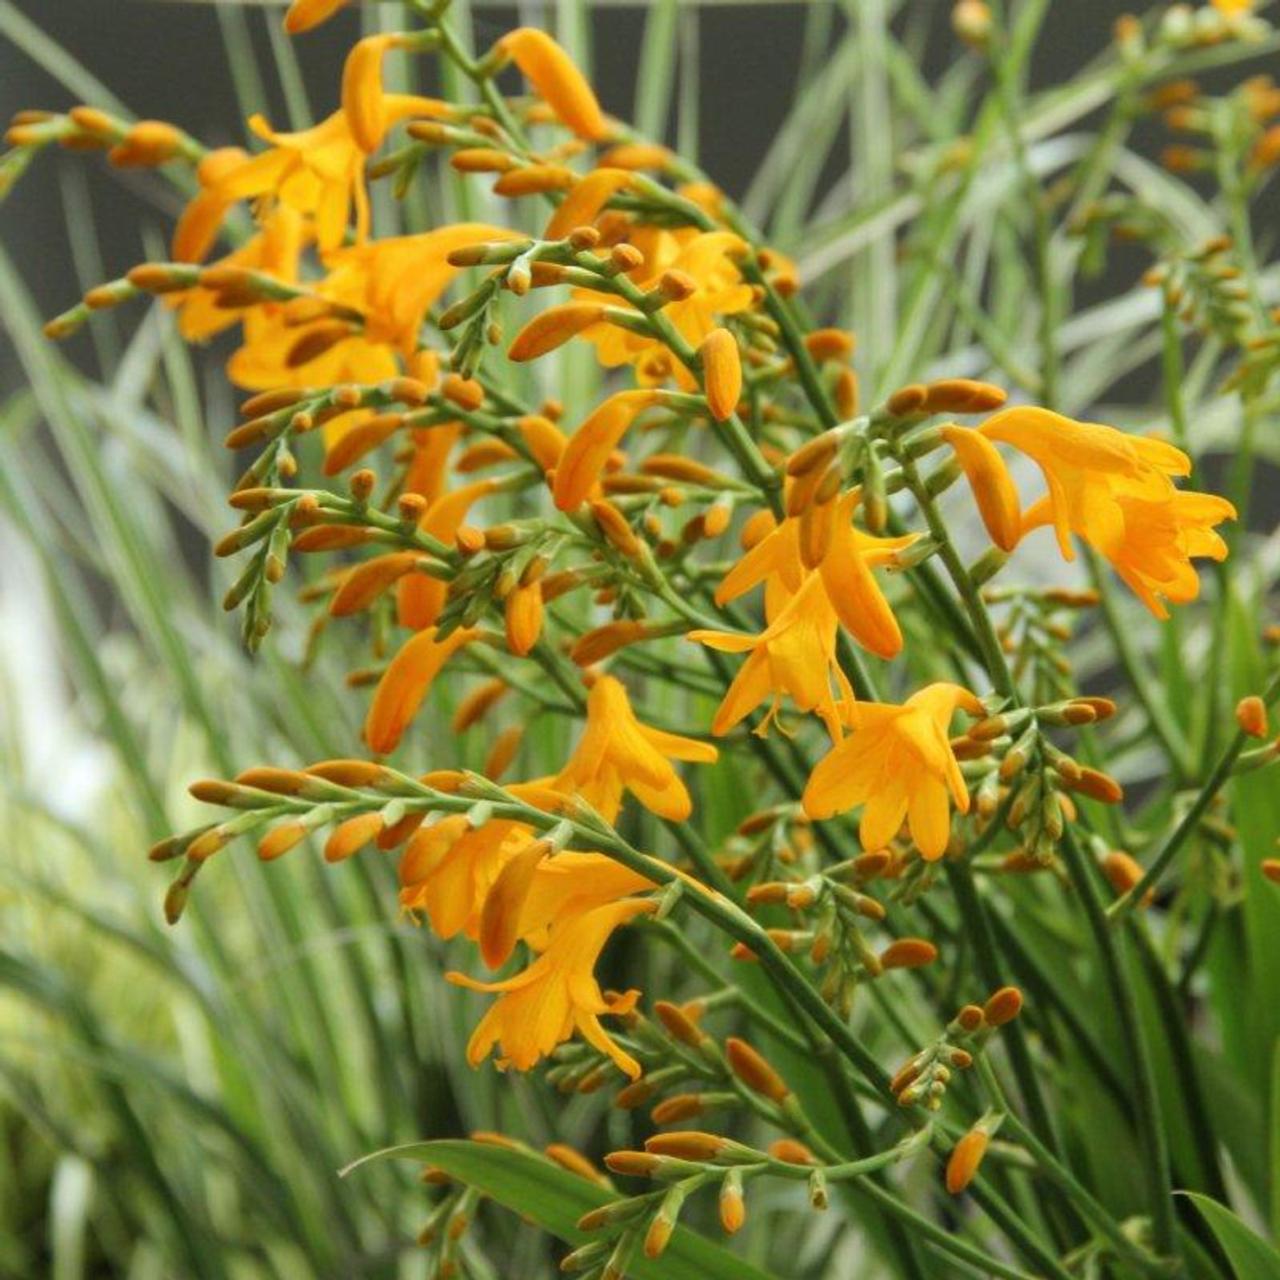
1181, 1193, 1280, 1278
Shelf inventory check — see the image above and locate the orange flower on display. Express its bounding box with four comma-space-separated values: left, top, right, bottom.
284, 0, 347, 33
171, 206, 307, 342
365, 626, 478, 754
691, 572, 853, 738
555, 676, 718, 822
940, 423, 1021, 552
448, 897, 656, 1077
496, 28, 607, 140
343, 34, 445, 153
978, 406, 1234, 617
172, 146, 249, 263
803, 683, 983, 859
714, 495, 912, 659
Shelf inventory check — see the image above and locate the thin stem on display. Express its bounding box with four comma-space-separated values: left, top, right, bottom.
1058, 828, 1178, 1261
1108, 666, 1280, 921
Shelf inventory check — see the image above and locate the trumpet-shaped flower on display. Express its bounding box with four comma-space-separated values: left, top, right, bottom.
555, 676, 718, 822
715, 494, 913, 659
691, 572, 853, 738
448, 897, 656, 1077
976, 406, 1234, 616
803, 683, 983, 859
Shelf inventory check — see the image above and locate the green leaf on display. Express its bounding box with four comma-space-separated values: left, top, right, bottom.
1181, 1193, 1280, 1278
345, 1139, 778, 1280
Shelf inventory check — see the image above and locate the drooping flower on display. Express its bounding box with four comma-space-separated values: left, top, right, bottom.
555, 675, 718, 822
448, 897, 656, 1077
975, 406, 1235, 617
690, 572, 853, 738
803, 683, 983, 859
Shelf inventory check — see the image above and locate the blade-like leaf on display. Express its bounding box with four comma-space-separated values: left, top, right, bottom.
345, 1138, 779, 1280
1181, 1193, 1280, 1278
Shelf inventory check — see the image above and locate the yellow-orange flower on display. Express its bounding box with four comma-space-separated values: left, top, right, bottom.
803, 683, 983, 859
975, 406, 1235, 618
555, 676, 718, 822
225, 223, 518, 391
448, 897, 656, 1077
172, 206, 307, 342
714, 495, 912, 660
691, 572, 853, 738
343, 35, 445, 153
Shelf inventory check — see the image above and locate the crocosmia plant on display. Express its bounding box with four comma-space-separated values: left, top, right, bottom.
7, 0, 1280, 1276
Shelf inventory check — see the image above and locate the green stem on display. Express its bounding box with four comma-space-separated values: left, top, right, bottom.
1108, 665, 1280, 921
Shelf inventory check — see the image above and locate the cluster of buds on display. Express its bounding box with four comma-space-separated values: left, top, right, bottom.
986, 586, 1098, 704
739, 855, 940, 1016
1114, 3, 1269, 65
892, 986, 1023, 1112
716, 805, 813, 884
959, 694, 1121, 865
414, 1168, 480, 1280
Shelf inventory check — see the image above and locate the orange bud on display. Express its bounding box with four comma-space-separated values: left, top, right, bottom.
324, 811, 384, 862
651, 1093, 705, 1125
508, 303, 605, 361
946, 1130, 989, 1194
654, 1000, 707, 1047
453, 678, 509, 732
725, 1037, 790, 1102
258, 822, 309, 861
1261, 858, 1280, 885
504, 582, 544, 656
767, 1139, 814, 1165
719, 1178, 746, 1234
983, 986, 1023, 1026
645, 1131, 726, 1161
1101, 851, 1152, 907
604, 1150, 660, 1178
887, 384, 928, 416
492, 163, 577, 196
109, 120, 183, 168
1063, 767, 1124, 805
284, 0, 347, 33
1236, 695, 1268, 739
700, 328, 742, 422
590, 499, 643, 558
544, 1143, 607, 1184
879, 938, 938, 969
